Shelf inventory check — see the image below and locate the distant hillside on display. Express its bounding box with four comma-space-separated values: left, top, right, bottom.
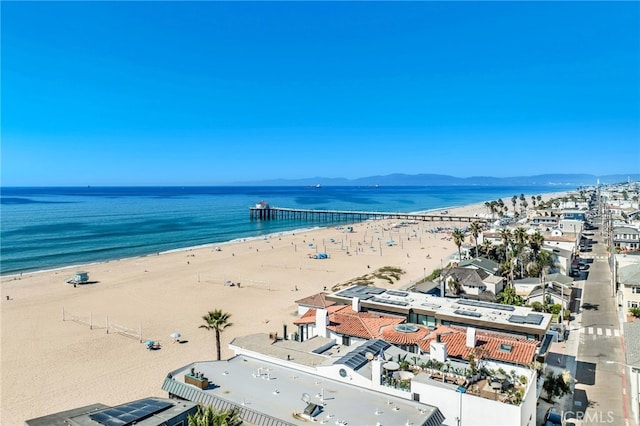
232, 173, 640, 187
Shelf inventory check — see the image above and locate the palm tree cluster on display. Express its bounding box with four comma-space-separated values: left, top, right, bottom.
484, 194, 538, 218
188, 404, 241, 426
480, 227, 554, 286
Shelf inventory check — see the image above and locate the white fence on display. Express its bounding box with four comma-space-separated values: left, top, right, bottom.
62, 307, 142, 342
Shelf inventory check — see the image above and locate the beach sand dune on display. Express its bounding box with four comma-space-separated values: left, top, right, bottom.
0, 196, 561, 424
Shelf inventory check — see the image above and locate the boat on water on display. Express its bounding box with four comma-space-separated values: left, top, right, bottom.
306, 184, 322, 188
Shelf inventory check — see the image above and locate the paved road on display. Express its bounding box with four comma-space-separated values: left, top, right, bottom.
570, 219, 628, 426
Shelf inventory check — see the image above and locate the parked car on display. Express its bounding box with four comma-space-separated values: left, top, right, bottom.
544, 407, 563, 426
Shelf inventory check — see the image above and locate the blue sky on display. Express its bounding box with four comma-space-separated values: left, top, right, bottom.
2, 1, 639, 186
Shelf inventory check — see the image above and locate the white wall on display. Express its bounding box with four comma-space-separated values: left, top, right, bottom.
411, 368, 536, 426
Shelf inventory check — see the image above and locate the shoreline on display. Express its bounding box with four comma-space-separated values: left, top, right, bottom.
1, 190, 569, 424
0, 191, 567, 278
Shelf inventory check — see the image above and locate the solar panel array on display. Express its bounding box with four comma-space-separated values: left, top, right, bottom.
370, 297, 408, 306
457, 299, 516, 311
335, 339, 391, 371
89, 399, 173, 426
453, 309, 482, 318
385, 290, 409, 297
508, 313, 544, 325
335, 285, 385, 300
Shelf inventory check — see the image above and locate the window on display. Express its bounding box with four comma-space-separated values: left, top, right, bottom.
628, 301, 640, 308
342, 335, 350, 346
499, 343, 513, 353
632, 287, 640, 294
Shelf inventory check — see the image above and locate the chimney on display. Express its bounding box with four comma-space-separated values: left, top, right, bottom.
430, 334, 447, 363
466, 327, 477, 348
315, 308, 329, 338
352, 297, 361, 312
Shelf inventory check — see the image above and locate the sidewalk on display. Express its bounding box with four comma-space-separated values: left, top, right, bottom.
536, 281, 584, 426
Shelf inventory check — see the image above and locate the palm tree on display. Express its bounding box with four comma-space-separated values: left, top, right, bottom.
531, 195, 537, 208
499, 228, 513, 286
452, 228, 466, 262
513, 227, 528, 245
499, 229, 512, 261
481, 239, 494, 258
511, 195, 518, 212
200, 309, 233, 361
528, 231, 544, 258
188, 404, 241, 426
469, 221, 482, 258
498, 285, 523, 306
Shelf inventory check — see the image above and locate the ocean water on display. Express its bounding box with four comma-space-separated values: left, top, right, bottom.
0, 185, 574, 275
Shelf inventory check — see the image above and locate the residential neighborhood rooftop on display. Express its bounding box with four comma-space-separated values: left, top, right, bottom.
163, 350, 446, 426
326, 285, 553, 338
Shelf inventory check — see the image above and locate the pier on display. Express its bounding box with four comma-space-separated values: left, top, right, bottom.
249, 205, 488, 224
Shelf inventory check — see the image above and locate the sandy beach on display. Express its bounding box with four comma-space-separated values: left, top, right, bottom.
0, 194, 564, 424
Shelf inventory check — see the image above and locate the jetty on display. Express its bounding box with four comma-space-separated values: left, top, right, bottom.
249, 202, 488, 224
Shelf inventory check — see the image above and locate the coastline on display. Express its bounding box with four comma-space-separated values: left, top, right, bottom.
0, 186, 573, 277
0, 191, 568, 424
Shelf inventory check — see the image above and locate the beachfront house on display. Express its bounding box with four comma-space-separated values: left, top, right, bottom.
294, 302, 404, 346
294, 291, 336, 316
161, 329, 538, 426
321, 285, 553, 341
163, 335, 447, 426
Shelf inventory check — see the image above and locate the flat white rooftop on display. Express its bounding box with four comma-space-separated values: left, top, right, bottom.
163, 354, 445, 426
328, 285, 553, 337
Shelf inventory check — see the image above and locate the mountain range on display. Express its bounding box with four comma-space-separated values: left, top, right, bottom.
232, 173, 640, 187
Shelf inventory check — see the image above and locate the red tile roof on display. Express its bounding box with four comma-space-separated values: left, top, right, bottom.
381, 324, 431, 345
293, 305, 344, 325
294, 305, 404, 339
419, 328, 539, 365
294, 305, 538, 365
294, 292, 336, 309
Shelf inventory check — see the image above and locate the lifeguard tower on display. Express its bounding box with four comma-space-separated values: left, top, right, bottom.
66, 271, 89, 285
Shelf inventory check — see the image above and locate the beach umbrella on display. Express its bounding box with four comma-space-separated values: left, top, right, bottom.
145, 340, 154, 347
170, 332, 181, 342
